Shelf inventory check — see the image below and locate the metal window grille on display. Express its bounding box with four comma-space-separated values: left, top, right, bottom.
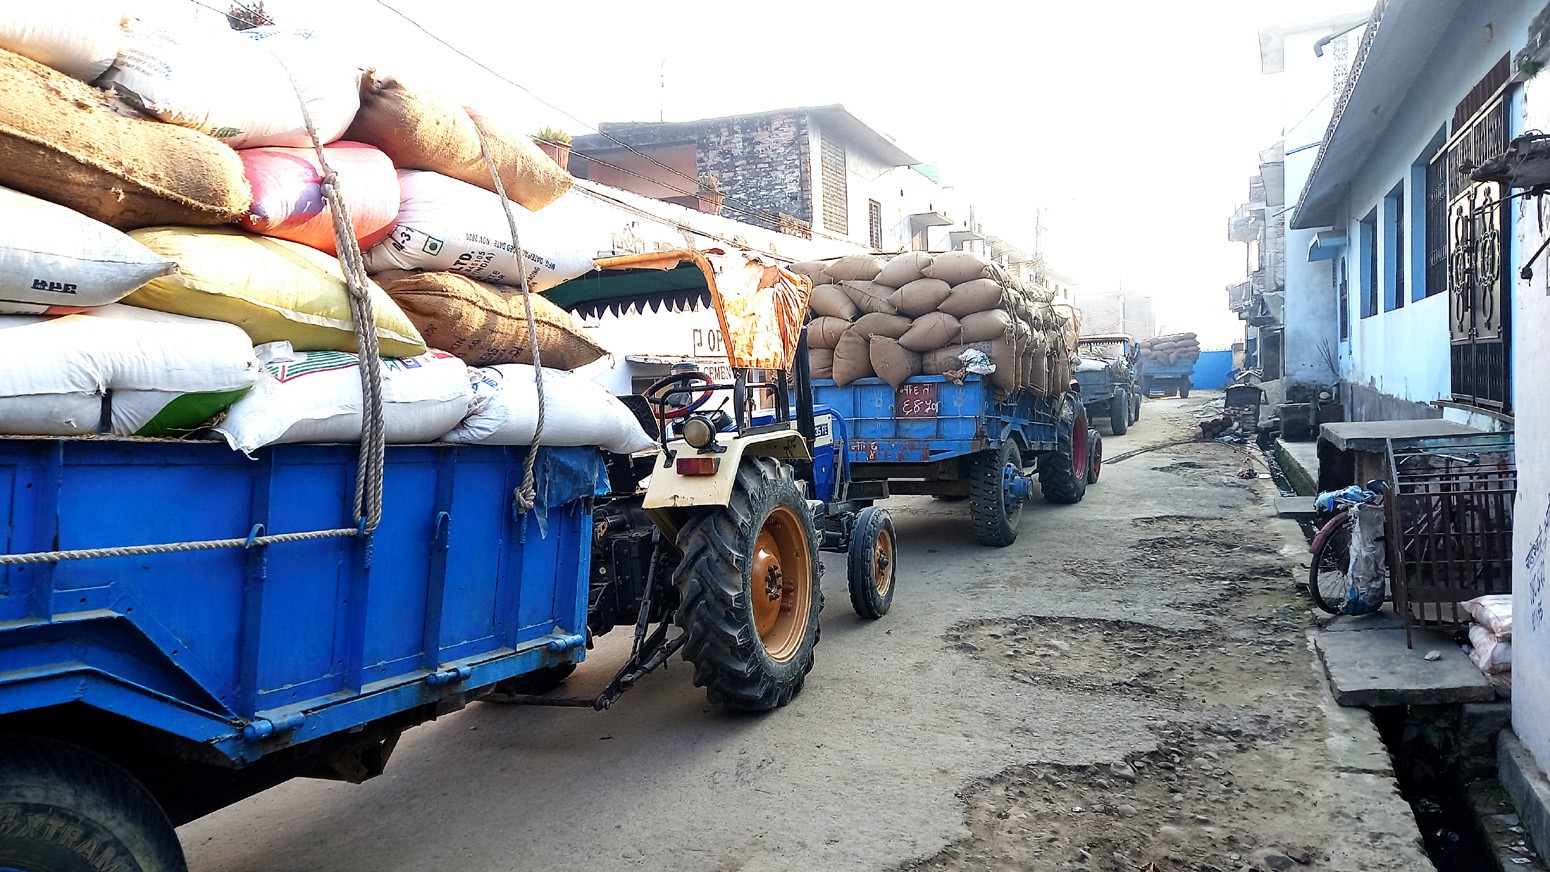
1394, 191, 1405, 307
1337, 258, 1349, 341
868, 199, 882, 250
820, 139, 848, 235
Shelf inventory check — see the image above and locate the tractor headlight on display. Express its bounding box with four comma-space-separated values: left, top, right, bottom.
681, 415, 716, 450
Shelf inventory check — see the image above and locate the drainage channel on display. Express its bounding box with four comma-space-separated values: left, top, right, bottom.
1370, 706, 1499, 871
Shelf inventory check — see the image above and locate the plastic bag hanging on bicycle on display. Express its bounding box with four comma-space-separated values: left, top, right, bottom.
1345, 503, 1387, 616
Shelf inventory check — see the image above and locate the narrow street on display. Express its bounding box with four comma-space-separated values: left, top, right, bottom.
180, 396, 1431, 872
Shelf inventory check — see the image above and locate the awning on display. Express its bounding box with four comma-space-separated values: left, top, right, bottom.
1307, 230, 1348, 262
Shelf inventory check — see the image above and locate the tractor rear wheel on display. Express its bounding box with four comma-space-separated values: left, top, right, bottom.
969, 439, 1026, 547
847, 507, 896, 619
1039, 399, 1089, 504
673, 457, 822, 711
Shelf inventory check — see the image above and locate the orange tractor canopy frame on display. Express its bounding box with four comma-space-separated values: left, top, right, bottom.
552, 249, 812, 372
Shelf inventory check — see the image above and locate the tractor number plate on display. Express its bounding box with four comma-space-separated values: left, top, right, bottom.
896, 382, 939, 418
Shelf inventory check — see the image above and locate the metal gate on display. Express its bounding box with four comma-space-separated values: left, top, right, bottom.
1437, 69, 1512, 411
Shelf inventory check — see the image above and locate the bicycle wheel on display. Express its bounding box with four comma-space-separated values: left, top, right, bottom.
1308, 518, 1354, 615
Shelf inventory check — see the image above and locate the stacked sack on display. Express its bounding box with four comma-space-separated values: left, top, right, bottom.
1139, 332, 1201, 367
0, 8, 653, 456
789, 251, 1074, 395
1462, 595, 1512, 698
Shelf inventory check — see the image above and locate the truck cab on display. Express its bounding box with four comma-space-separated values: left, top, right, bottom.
1074, 333, 1141, 436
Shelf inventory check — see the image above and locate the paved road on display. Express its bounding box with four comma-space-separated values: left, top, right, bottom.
180, 396, 1429, 872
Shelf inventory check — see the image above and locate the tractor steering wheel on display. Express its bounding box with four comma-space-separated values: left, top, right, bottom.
643, 371, 715, 420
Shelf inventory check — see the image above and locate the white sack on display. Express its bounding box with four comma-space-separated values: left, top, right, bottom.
215, 343, 472, 453
364, 171, 597, 293
1468, 624, 1512, 675
0, 3, 124, 81
1463, 594, 1512, 639
0, 304, 259, 435
100, 20, 359, 148
0, 185, 174, 314
447, 364, 656, 454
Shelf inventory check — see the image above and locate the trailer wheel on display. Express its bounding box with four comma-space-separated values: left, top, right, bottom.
674, 457, 822, 711
1039, 400, 1089, 504
488, 663, 577, 698
1108, 394, 1128, 436
1086, 429, 1103, 484
847, 507, 896, 619
1178, 379, 1192, 399
969, 439, 1026, 547
0, 737, 187, 872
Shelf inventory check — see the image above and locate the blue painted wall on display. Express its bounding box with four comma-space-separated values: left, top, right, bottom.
1191, 350, 1234, 391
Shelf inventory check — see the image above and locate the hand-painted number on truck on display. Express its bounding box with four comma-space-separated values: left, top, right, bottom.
896, 382, 939, 419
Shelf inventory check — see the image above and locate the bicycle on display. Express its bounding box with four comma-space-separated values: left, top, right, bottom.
1307, 481, 1387, 615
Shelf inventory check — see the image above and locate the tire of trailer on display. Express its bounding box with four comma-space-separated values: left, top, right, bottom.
489, 663, 577, 697
969, 439, 1025, 547
673, 456, 822, 711
0, 737, 188, 872
846, 506, 896, 619
1039, 402, 1089, 504
1108, 393, 1128, 436
1179, 379, 1192, 399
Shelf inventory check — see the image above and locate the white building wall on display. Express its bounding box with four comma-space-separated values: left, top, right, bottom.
1513, 71, 1550, 782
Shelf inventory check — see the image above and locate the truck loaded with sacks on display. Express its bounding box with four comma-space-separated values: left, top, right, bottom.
0, 9, 899, 872
791, 251, 1102, 548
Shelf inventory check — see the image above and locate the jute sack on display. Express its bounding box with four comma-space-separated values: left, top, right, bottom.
851, 312, 912, 339
938, 278, 1008, 318
875, 251, 933, 289
809, 348, 834, 379
787, 261, 833, 285
0, 3, 123, 81
0, 48, 251, 230
0, 185, 174, 314
887, 278, 952, 318
924, 250, 992, 285
100, 21, 360, 149
899, 311, 962, 353
959, 309, 1014, 343
870, 336, 921, 389
346, 71, 573, 211
825, 254, 884, 282
807, 316, 852, 350
922, 342, 992, 376
127, 226, 426, 357
832, 330, 873, 386
374, 270, 605, 370
840, 280, 897, 316
809, 284, 860, 320
990, 339, 1018, 391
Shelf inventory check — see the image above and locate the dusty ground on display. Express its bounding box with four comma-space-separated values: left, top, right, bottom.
180, 395, 1432, 872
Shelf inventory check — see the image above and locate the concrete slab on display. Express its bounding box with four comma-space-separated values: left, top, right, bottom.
1316, 607, 1408, 633
1273, 495, 1318, 518
1319, 418, 1479, 452
1501, 731, 1550, 867
1314, 625, 1495, 706
1274, 438, 1318, 495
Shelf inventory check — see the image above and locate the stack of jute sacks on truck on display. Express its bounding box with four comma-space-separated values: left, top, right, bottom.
1139, 332, 1201, 367
789, 251, 1076, 394
0, 8, 655, 456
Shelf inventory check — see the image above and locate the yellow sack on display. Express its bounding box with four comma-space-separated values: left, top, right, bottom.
126, 227, 426, 358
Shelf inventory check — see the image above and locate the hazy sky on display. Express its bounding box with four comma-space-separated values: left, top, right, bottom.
184, 0, 1371, 345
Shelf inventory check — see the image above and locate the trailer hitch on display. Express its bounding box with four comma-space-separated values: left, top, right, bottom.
495, 531, 684, 711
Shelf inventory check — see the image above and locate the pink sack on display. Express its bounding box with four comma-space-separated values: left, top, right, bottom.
238, 142, 399, 255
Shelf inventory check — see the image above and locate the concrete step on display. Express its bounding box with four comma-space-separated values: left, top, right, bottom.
1313, 623, 1496, 707
1273, 496, 1319, 519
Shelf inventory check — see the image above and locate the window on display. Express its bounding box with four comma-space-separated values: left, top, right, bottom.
1360, 212, 1378, 318
868, 199, 882, 250
1383, 185, 1404, 311
1425, 146, 1448, 297
820, 138, 848, 235
1337, 257, 1349, 341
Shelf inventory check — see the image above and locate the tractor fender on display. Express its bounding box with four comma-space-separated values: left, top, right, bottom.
642, 429, 811, 510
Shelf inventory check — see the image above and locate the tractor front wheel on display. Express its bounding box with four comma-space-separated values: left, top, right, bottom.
847, 507, 896, 619
673, 457, 822, 710
1108, 393, 1129, 436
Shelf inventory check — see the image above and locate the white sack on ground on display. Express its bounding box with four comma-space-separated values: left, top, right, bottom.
215, 343, 472, 453
447, 364, 656, 454
1463, 594, 1512, 639
0, 304, 258, 436
0, 3, 123, 81
1468, 624, 1512, 675
0, 185, 174, 313
99, 21, 359, 148
364, 171, 597, 292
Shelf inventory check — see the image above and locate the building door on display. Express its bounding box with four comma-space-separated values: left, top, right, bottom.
1439, 67, 1511, 412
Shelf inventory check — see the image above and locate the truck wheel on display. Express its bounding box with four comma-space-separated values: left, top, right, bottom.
1039, 400, 1089, 504
674, 457, 822, 711
488, 663, 577, 698
1108, 394, 1128, 436
0, 737, 187, 872
969, 439, 1025, 547
846, 507, 896, 619
1086, 429, 1103, 484
1179, 379, 1192, 399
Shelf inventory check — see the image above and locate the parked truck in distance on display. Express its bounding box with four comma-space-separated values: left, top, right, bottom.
1074, 334, 1141, 436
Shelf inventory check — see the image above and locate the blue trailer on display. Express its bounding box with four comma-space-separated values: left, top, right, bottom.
811, 375, 1099, 547
1142, 359, 1194, 398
